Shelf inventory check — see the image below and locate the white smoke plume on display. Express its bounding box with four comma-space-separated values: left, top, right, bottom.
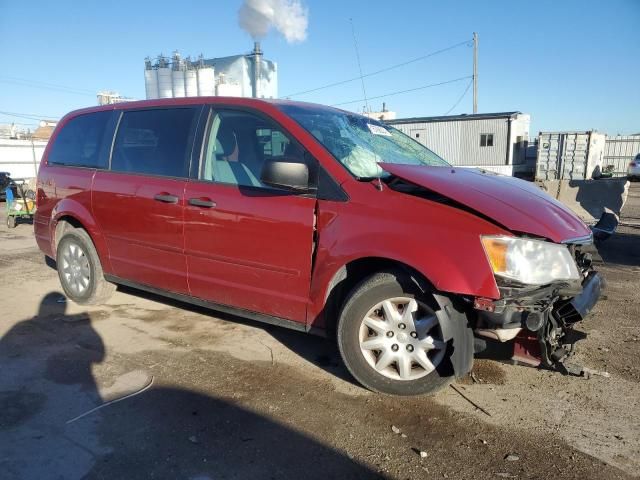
238, 0, 308, 44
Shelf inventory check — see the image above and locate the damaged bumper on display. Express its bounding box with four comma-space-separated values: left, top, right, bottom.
555, 271, 603, 323
473, 270, 604, 370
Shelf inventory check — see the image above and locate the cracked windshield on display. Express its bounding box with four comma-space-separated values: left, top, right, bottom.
280, 105, 449, 178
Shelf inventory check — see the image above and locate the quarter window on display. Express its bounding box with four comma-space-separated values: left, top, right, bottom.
480, 133, 494, 147
202, 110, 305, 188
48, 111, 111, 168
111, 108, 199, 177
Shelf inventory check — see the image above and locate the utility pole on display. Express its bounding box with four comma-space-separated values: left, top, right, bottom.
473, 32, 478, 114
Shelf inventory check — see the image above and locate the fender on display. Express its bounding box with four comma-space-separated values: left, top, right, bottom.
51, 197, 113, 273
307, 192, 511, 331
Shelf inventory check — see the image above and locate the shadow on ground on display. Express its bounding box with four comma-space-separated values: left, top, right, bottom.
593, 229, 640, 267
116, 284, 360, 386
0, 292, 381, 480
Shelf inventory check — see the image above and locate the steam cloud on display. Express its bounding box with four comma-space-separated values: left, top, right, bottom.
238, 0, 308, 43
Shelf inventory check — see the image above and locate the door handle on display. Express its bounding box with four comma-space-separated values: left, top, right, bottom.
188, 197, 216, 208
154, 193, 179, 204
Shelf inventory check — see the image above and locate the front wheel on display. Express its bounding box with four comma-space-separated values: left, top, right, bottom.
7, 215, 16, 228
337, 271, 466, 396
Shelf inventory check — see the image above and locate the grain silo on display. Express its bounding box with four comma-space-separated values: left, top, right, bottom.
143, 58, 158, 99
185, 61, 198, 97
143, 44, 277, 99
156, 56, 173, 99
171, 51, 186, 98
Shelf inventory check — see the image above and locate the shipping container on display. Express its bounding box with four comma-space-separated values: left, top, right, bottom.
535, 131, 606, 180
386, 112, 530, 176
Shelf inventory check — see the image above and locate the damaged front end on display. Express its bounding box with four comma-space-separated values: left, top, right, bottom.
473, 241, 604, 374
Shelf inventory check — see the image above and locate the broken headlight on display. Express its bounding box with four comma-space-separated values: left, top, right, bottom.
481, 235, 580, 286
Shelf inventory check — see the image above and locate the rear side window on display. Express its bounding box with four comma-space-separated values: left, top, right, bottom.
111, 108, 199, 178
48, 111, 111, 168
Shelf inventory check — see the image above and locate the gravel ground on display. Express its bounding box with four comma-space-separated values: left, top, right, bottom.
0, 184, 638, 479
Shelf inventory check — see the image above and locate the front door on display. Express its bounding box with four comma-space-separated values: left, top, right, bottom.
184, 108, 316, 322
92, 106, 201, 294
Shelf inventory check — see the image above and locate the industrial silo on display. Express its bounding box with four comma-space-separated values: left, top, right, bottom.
171, 51, 186, 98
185, 61, 198, 97
144, 58, 158, 99
156, 56, 173, 99
197, 66, 215, 96
217, 80, 242, 97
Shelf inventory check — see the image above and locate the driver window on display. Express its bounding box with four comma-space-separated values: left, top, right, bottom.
202, 109, 303, 188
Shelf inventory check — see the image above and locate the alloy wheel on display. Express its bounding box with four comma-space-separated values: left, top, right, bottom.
60, 241, 91, 296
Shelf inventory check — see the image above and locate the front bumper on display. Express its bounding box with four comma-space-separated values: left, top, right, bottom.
553, 272, 603, 324
474, 271, 604, 370
476, 270, 603, 330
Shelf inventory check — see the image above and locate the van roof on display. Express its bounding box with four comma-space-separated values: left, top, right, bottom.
64, 97, 340, 119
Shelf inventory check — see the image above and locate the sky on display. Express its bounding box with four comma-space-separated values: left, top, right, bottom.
0, 0, 638, 136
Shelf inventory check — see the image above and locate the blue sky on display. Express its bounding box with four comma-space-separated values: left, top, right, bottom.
1, 0, 638, 135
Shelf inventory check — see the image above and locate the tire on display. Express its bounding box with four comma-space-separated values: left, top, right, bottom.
56, 227, 116, 305
337, 271, 466, 396
7, 215, 16, 228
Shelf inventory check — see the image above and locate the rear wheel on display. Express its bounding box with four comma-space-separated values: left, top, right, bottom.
337, 271, 462, 396
6, 215, 16, 228
56, 227, 115, 305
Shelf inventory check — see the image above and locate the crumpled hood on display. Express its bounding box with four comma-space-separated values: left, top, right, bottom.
380, 163, 591, 243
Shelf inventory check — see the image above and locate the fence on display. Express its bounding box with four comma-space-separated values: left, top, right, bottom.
604, 136, 640, 175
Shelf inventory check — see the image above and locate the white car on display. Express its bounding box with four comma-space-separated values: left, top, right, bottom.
629, 154, 640, 180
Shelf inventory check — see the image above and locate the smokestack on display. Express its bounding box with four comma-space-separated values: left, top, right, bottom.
251, 41, 262, 98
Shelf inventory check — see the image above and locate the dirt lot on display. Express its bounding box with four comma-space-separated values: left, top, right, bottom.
1, 184, 639, 480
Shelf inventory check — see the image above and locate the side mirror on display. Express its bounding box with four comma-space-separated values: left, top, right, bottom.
260, 159, 312, 192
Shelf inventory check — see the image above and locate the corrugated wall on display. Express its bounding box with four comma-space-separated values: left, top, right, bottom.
0, 140, 46, 179
392, 118, 509, 166
604, 136, 640, 175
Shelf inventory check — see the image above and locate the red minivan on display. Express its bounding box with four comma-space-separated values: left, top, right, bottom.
35, 98, 601, 395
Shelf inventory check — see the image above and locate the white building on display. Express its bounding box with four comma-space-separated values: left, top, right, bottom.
97, 91, 135, 105
363, 103, 397, 121
387, 112, 531, 176
144, 43, 277, 100
0, 138, 47, 179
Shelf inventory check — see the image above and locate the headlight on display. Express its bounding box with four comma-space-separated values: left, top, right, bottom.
481, 235, 580, 285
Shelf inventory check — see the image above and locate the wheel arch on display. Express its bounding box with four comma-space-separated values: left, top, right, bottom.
51, 202, 112, 273
314, 256, 437, 336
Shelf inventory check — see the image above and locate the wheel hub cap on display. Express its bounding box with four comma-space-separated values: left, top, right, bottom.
358, 297, 447, 381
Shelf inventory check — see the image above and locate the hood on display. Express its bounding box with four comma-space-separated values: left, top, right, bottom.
380, 164, 591, 243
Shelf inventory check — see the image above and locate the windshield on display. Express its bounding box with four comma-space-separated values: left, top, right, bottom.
278, 104, 449, 179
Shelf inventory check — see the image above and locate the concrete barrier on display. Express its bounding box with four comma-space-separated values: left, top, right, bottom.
537, 178, 630, 223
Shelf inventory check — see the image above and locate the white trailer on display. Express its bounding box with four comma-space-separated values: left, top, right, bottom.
0, 139, 47, 180
386, 112, 530, 176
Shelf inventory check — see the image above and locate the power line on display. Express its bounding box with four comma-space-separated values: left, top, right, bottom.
0, 110, 62, 121
331, 75, 473, 107
282, 38, 472, 98
443, 78, 473, 115
350, 18, 369, 112
0, 76, 95, 96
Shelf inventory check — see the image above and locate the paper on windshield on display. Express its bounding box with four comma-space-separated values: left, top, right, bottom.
367, 124, 392, 136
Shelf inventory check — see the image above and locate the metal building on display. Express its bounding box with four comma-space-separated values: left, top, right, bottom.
386, 112, 530, 176
0, 139, 47, 179
144, 43, 277, 100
